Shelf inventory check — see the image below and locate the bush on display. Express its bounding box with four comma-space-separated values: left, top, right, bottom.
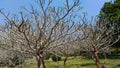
44, 53, 51, 60
0, 59, 8, 66
51, 55, 61, 62
72, 51, 86, 57
8, 51, 24, 67
12, 54, 20, 65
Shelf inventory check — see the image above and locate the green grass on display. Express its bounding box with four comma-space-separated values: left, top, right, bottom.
19, 56, 120, 68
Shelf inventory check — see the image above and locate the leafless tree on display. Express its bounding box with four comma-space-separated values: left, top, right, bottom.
50, 23, 82, 66
0, 0, 81, 68
77, 16, 120, 68
52, 37, 80, 66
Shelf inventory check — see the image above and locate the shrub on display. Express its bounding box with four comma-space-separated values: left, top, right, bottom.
51, 55, 61, 62
44, 53, 51, 60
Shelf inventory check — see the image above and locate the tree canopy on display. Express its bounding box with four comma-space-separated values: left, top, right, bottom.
99, 0, 120, 21
99, 0, 120, 48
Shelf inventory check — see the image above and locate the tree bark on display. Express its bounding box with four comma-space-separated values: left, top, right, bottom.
93, 51, 100, 68
63, 56, 68, 66
56, 56, 59, 66
37, 58, 41, 68
41, 57, 46, 68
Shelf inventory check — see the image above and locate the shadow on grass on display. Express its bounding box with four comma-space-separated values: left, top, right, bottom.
82, 54, 120, 60
64, 63, 95, 68
112, 64, 120, 68
80, 63, 95, 66
47, 65, 58, 68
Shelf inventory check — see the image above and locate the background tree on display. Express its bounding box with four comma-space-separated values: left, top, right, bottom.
0, 48, 24, 68
77, 16, 120, 68
99, 0, 120, 48
53, 40, 79, 66
0, 32, 25, 68
0, 0, 81, 68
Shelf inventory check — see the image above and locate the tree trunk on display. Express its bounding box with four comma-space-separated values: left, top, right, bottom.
63, 56, 68, 66
41, 57, 46, 68
56, 56, 60, 66
37, 58, 41, 68
93, 51, 100, 68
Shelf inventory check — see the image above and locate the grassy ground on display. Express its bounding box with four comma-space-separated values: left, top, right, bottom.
19, 56, 120, 68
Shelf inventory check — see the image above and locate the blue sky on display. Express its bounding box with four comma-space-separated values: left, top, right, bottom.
0, 0, 111, 24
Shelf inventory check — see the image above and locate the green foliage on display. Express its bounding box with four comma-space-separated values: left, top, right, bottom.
10, 54, 21, 65
73, 51, 86, 56
99, 0, 120, 30
99, 0, 120, 48
99, 0, 120, 21
44, 53, 51, 60
51, 55, 61, 62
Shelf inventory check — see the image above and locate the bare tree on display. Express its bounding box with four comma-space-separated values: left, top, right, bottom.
62, 41, 79, 66
0, 0, 81, 68
51, 23, 82, 67
52, 37, 79, 66
77, 16, 120, 68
